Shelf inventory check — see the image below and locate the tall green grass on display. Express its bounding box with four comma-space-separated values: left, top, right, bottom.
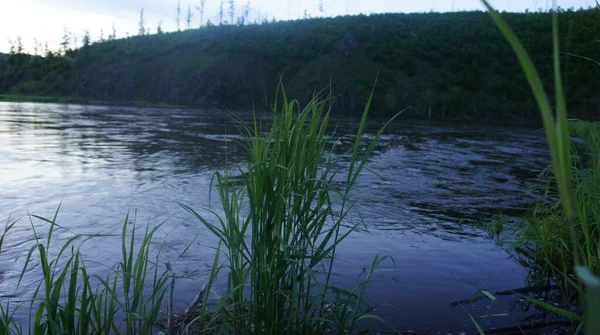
184, 85, 395, 334
1, 86, 394, 334
521, 121, 600, 293
0, 209, 172, 334
483, 0, 600, 332
0, 217, 18, 335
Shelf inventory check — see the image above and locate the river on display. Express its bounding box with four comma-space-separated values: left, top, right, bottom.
0, 101, 550, 333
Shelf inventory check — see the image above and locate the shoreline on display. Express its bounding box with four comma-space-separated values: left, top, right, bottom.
0, 94, 544, 127
0, 94, 185, 109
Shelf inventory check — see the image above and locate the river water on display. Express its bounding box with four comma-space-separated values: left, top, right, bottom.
0, 102, 550, 333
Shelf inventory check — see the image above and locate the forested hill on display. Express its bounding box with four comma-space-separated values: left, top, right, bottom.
1, 10, 599, 124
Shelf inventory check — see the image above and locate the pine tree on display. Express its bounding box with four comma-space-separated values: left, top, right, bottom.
196, 0, 206, 27
16, 37, 24, 54
186, 5, 193, 29
228, 0, 235, 25
139, 8, 146, 35
33, 38, 38, 56
60, 27, 70, 54
7, 39, 15, 55
242, 0, 250, 25
219, 0, 224, 25
82, 30, 91, 48
109, 22, 117, 40
176, 0, 181, 31
157, 21, 164, 34
319, 0, 325, 16
100, 29, 105, 42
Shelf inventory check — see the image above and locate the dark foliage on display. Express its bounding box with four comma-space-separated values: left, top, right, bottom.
1, 10, 599, 124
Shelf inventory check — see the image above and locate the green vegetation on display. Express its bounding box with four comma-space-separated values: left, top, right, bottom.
1, 10, 599, 124
0, 89, 393, 334
2, 4, 600, 334
0, 210, 172, 334
183, 85, 393, 334
482, 1, 600, 332
520, 121, 600, 296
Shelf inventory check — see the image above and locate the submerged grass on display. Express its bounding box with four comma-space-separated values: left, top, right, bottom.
483, 0, 600, 332
183, 85, 396, 334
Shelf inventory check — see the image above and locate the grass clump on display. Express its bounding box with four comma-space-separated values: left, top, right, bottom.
519, 121, 600, 293
0, 209, 173, 334
484, 0, 600, 331
184, 86, 395, 334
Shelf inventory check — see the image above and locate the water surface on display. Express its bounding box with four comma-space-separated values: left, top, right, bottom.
0, 102, 549, 333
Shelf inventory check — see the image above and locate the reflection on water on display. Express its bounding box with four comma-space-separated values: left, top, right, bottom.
0, 101, 549, 333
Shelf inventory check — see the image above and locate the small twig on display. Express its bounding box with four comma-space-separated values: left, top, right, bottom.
449, 285, 559, 306
483, 319, 575, 334
185, 281, 208, 315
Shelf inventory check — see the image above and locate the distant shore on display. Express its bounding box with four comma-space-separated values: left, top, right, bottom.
0, 94, 185, 109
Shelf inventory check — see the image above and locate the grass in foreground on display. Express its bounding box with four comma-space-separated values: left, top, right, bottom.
0, 210, 173, 334
183, 85, 396, 334
482, 0, 600, 333
0, 88, 395, 334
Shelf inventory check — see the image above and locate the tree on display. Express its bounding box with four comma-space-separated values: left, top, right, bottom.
100, 29, 105, 42
16, 37, 23, 54
319, 0, 325, 16
186, 5, 193, 29
228, 0, 235, 25
7, 39, 15, 55
242, 0, 250, 25
60, 27, 71, 54
82, 30, 91, 48
109, 22, 117, 40
196, 0, 206, 27
139, 8, 146, 35
33, 38, 38, 56
219, 0, 224, 25
157, 21, 164, 34
176, 0, 181, 31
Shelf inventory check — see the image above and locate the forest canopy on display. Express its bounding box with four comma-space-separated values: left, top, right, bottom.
1, 9, 599, 124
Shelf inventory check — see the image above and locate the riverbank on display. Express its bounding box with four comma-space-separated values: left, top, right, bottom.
2, 10, 599, 123
0, 94, 184, 109
0, 93, 548, 129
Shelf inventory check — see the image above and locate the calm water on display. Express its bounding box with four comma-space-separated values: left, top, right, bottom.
0, 102, 550, 333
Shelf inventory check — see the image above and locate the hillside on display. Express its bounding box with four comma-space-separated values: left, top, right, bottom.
1, 10, 599, 124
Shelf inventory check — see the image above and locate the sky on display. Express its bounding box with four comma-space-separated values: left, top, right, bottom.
0, 0, 594, 54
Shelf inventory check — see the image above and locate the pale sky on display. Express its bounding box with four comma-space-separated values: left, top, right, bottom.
0, 0, 593, 54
